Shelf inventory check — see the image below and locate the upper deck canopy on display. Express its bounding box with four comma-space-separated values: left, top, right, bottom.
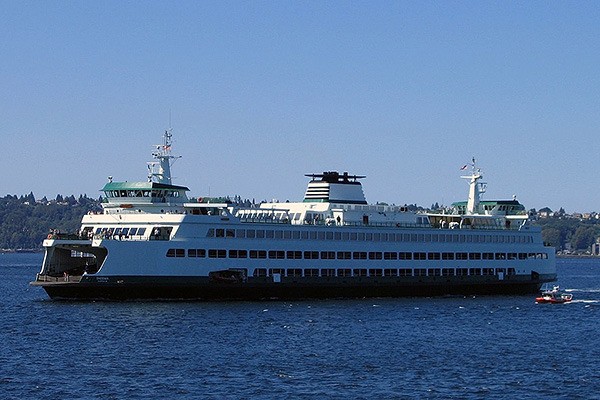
101, 181, 189, 192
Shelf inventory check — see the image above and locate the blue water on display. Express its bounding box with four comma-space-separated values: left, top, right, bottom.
0, 254, 599, 399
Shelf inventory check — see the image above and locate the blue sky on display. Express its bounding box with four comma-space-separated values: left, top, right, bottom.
2, 1, 599, 212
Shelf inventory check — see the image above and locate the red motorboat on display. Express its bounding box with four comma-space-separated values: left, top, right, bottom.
536, 286, 573, 304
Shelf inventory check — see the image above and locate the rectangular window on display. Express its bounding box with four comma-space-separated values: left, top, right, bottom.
414, 268, 427, 277
268, 250, 285, 259
246, 230, 255, 238
456, 268, 469, 276
269, 268, 284, 276
495, 253, 506, 260
353, 251, 367, 260
384, 252, 398, 260
399, 252, 412, 260
482, 253, 494, 260
253, 268, 267, 277
208, 249, 226, 258
337, 251, 352, 260
369, 269, 383, 277
286, 251, 302, 260
413, 252, 426, 260
236, 229, 246, 238
353, 268, 367, 277
250, 250, 267, 259
469, 268, 482, 276
456, 252, 468, 260
368, 252, 382, 260
384, 268, 398, 277
229, 250, 247, 259
304, 269, 319, 277
442, 268, 454, 276
304, 251, 319, 260
442, 252, 454, 260
469, 253, 481, 260
321, 251, 336, 260
399, 268, 412, 276
428, 269, 441, 276
321, 268, 336, 277
287, 269, 302, 277
428, 252, 441, 260
338, 268, 352, 277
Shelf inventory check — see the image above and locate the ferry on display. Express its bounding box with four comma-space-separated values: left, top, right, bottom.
31, 130, 557, 300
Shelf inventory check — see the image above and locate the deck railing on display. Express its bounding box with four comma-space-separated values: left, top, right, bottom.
35, 274, 83, 283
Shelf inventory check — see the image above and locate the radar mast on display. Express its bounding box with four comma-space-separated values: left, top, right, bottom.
461, 158, 487, 214
147, 129, 181, 184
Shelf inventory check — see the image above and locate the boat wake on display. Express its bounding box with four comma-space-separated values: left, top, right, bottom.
564, 288, 600, 293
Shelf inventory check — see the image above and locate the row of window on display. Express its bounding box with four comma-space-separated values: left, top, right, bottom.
94, 227, 147, 237
104, 190, 182, 198
251, 267, 516, 278
207, 228, 533, 244
167, 248, 549, 260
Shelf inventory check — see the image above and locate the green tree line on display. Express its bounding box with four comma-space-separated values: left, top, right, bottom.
1, 193, 598, 252
0, 193, 101, 250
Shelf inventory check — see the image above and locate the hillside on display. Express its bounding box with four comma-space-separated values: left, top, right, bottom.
1, 193, 598, 253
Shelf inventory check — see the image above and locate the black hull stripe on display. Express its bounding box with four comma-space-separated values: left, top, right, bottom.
37, 276, 550, 301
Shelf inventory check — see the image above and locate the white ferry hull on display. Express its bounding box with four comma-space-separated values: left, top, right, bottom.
32, 226, 556, 300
